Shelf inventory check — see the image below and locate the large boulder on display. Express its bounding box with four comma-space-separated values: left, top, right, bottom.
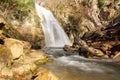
4, 38, 31, 59
0, 38, 50, 77
0, 44, 13, 77
0, 44, 12, 66
11, 49, 50, 75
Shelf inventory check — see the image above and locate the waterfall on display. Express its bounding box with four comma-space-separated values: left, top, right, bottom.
35, 3, 72, 47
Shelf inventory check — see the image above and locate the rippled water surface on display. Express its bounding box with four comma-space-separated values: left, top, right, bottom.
43, 55, 120, 80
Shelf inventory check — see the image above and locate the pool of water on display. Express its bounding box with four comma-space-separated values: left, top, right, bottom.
42, 55, 120, 80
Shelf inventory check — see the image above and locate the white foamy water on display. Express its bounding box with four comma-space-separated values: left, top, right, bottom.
35, 3, 72, 47
55, 56, 114, 72
43, 55, 120, 80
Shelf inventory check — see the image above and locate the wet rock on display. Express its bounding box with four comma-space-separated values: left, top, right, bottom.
34, 69, 60, 80
63, 45, 78, 52
79, 46, 105, 58
102, 55, 109, 59
29, 50, 47, 60
113, 52, 120, 59
27, 50, 50, 65
78, 39, 105, 58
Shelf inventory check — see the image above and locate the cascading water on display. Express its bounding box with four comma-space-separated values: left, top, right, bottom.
35, 3, 72, 47
35, 1, 120, 80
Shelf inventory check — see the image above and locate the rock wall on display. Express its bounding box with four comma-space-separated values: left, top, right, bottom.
0, 0, 45, 48
40, 0, 120, 42
1, 0, 120, 47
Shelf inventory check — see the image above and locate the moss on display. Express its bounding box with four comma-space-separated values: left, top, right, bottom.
0, 0, 13, 3
0, 0, 34, 12
98, 0, 105, 8
35, 58, 53, 65
34, 15, 40, 28
15, 0, 34, 11
59, 8, 64, 14
2, 28, 7, 35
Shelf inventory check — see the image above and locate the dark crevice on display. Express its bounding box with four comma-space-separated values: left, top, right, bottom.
0, 22, 5, 30
0, 39, 4, 44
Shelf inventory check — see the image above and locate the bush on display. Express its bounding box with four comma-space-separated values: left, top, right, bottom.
14, 0, 34, 11
0, 0, 34, 11
98, 0, 105, 8
0, 0, 13, 3
0, 0, 34, 20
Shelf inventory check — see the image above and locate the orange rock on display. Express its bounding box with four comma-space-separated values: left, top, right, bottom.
0, 73, 2, 77
113, 52, 120, 59
35, 69, 60, 80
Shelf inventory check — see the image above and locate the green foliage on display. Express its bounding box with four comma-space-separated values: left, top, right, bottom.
0, 0, 35, 21
0, 0, 13, 3
14, 0, 34, 11
0, 0, 34, 11
98, 0, 105, 8
34, 15, 40, 28
2, 28, 7, 35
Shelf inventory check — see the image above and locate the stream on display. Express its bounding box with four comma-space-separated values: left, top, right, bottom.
41, 48, 120, 80
35, 2, 120, 80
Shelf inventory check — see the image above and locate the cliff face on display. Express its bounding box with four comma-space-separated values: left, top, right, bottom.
0, 0, 45, 48
38, 0, 120, 59
0, 0, 120, 48
40, 0, 120, 42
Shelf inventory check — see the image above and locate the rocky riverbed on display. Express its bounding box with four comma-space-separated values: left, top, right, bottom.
0, 15, 59, 80
0, 0, 120, 80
